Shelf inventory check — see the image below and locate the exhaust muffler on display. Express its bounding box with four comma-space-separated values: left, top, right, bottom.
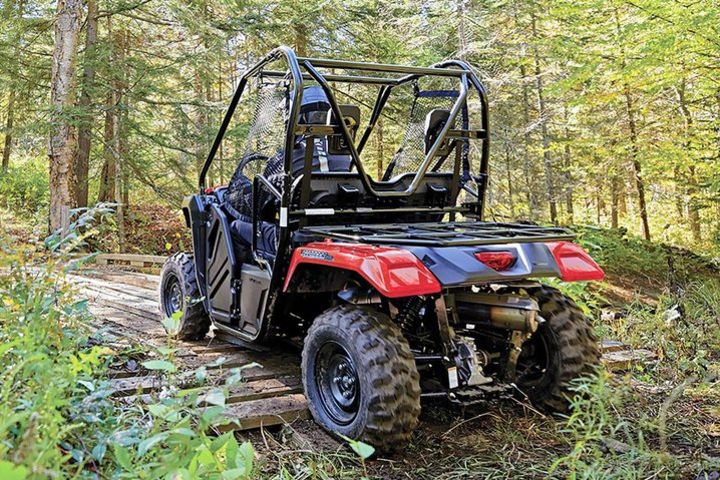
453, 292, 541, 332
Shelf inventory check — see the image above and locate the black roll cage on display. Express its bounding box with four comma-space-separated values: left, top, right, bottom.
198, 46, 491, 270
199, 45, 490, 209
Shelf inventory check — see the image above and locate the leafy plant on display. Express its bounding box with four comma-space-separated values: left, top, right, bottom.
550, 371, 679, 479
44, 202, 116, 255
338, 434, 375, 479
0, 158, 49, 213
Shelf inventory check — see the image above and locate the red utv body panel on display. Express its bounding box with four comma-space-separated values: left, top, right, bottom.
283, 242, 441, 298
546, 241, 605, 282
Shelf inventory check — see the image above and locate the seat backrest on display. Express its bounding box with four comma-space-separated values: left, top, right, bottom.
264, 91, 359, 178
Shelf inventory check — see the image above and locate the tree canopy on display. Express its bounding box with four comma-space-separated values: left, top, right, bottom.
1, 0, 718, 248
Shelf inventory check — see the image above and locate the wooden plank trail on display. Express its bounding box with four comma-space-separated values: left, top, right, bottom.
69, 268, 308, 432
69, 264, 654, 433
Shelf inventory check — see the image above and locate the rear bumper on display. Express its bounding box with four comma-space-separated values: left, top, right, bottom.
406, 243, 561, 287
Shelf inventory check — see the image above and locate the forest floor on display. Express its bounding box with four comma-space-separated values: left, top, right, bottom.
2, 207, 719, 479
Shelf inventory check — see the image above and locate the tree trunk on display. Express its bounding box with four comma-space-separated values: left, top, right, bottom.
375, 118, 385, 179
610, 175, 620, 229
114, 109, 125, 251
457, 0, 467, 59
531, 14, 557, 224
676, 79, 701, 241
113, 24, 127, 252
194, 70, 208, 178
97, 93, 116, 202
74, 0, 98, 207
623, 88, 650, 241
293, 24, 308, 56
614, 7, 650, 241
562, 106, 574, 224
2, 0, 23, 171
217, 56, 224, 183
519, 63, 538, 218
2, 89, 15, 170
505, 142, 515, 218
48, 0, 82, 231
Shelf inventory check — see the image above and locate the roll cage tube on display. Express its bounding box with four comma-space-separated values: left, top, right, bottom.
302, 61, 469, 198
199, 46, 303, 192
434, 59, 490, 206
199, 46, 490, 210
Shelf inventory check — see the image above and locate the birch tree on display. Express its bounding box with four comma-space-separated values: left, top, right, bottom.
48, 0, 82, 230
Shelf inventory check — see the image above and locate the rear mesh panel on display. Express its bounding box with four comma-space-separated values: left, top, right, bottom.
386, 89, 459, 178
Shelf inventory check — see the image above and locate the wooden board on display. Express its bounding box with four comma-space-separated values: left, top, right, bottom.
94, 253, 167, 268
599, 339, 657, 370
602, 348, 657, 370
69, 269, 308, 432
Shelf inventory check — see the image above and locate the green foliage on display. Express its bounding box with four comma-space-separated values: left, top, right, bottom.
606, 279, 720, 379
0, 255, 116, 478
576, 227, 717, 284
0, 247, 259, 478
0, 203, 264, 477
342, 436, 375, 460
0, 158, 49, 214
44, 202, 116, 254
550, 372, 680, 479
4, 0, 720, 254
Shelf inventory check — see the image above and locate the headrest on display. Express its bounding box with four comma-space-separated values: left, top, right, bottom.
299, 85, 330, 114
424, 108, 452, 156
326, 104, 360, 134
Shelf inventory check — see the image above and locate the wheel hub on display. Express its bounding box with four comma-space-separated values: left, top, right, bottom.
330, 358, 357, 405
163, 275, 183, 316
315, 342, 360, 425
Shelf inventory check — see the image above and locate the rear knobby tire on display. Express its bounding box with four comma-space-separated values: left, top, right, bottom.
517, 285, 601, 412
159, 252, 211, 341
302, 305, 421, 452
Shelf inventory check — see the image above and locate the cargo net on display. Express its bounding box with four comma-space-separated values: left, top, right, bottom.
226, 79, 289, 216
383, 85, 461, 180
240, 79, 290, 178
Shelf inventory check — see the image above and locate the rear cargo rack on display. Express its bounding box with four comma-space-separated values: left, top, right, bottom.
300, 221, 575, 247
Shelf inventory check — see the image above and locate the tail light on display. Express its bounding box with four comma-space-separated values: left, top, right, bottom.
474, 251, 516, 271
546, 241, 605, 282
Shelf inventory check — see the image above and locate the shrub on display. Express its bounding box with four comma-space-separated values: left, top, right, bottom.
0, 239, 258, 478
0, 158, 49, 213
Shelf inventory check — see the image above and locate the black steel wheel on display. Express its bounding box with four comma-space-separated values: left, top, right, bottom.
302, 305, 421, 452
516, 285, 601, 412
315, 342, 360, 426
516, 328, 552, 385
162, 273, 184, 317
159, 252, 210, 341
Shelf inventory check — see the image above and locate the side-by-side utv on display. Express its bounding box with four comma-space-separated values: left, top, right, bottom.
159, 46, 604, 450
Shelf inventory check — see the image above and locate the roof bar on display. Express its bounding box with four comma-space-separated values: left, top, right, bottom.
297, 57, 466, 77
261, 70, 399, 86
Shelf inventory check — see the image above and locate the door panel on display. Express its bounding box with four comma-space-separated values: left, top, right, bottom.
205, 204, 239, 324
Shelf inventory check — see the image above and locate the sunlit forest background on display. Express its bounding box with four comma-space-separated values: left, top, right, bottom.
1, 2, 720, 478
1, 0, 718, 253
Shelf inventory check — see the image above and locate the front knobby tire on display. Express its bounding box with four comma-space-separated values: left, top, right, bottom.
159, 252, 210, 341
302, 305, 421, 452
517, 286, 601, 412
